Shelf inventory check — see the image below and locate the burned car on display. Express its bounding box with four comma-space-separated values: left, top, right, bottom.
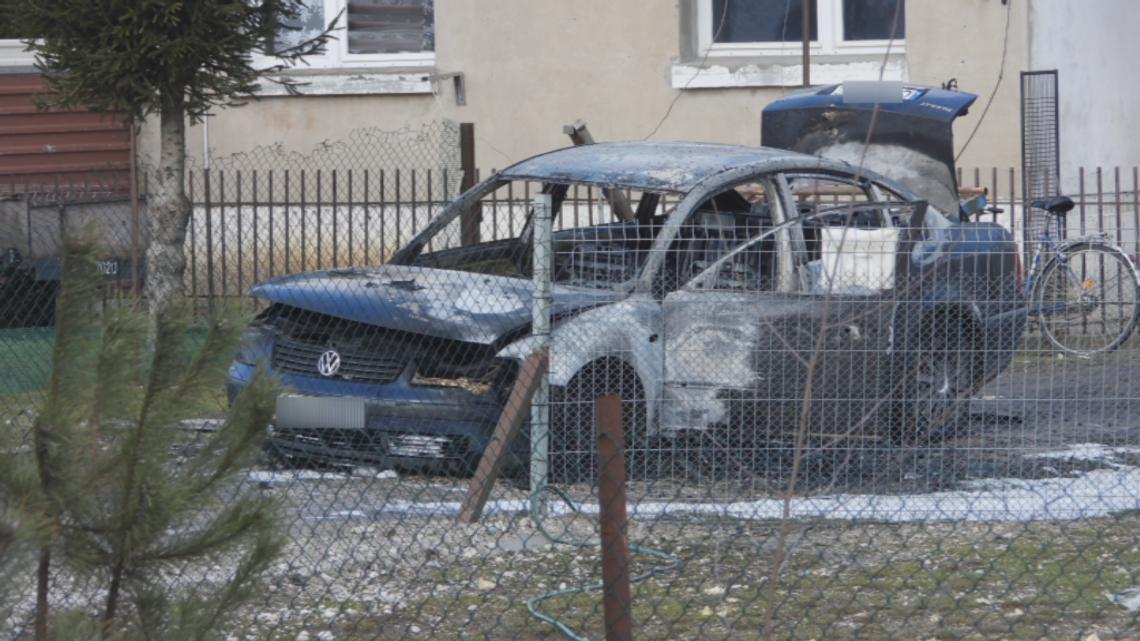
228, 135, 1025, 477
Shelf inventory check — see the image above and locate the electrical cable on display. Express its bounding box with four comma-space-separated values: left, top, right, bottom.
526, 484, 680, 641
777, 0, 796, 91
477, 135, 514, 166
643, 1, 730, 141
955, 0, 1013, 163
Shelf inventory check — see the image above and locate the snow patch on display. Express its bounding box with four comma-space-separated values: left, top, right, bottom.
251, 444, 1140, 524
364, 444, 1140, 523
1024, 442, 1140, 464
248, 470, 350, 483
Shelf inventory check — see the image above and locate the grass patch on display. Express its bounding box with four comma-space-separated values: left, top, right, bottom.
0, 325, 224, 421
303, 517, 1140, 641
0, 327, 55, 395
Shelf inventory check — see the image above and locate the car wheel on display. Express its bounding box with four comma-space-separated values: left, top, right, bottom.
547, 359, 647, 484
896, 321, 979, 444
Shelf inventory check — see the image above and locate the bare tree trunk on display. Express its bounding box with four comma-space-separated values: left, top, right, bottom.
144, 103, 190, 316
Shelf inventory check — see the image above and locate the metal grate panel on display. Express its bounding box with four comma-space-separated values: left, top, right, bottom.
1021, 70, 1062, 249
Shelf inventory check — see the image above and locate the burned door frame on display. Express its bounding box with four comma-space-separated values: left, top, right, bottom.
658, 171, 903, 437
658, 174, 787, 435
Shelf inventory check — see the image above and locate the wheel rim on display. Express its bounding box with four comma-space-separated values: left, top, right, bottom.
914, 348, 969, 439
1038, 246, 1140, 355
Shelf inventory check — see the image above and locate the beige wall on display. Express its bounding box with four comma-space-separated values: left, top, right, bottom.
1030, 0, 1140, 192
140, 0, 1030, 179
908, 0, 1029, 176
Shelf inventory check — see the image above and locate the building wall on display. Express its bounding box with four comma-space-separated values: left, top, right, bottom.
906, 0, 1029, 175
1029, 0, 1140, 192
137, 0, 1028, 178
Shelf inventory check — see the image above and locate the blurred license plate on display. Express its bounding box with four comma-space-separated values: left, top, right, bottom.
385, 435, 452, 458
276, 395, 365, 430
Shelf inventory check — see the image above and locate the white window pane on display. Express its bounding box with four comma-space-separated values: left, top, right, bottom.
347, 0, 434, 55
273, 2, 327, 55
711, 0, 818, 44
843, 0, 905, 41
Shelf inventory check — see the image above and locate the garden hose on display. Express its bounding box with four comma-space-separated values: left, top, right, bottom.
526, 484, 680, 641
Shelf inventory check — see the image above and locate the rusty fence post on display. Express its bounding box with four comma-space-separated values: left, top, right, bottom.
459, 123, 481, 245
596, 394, 633, 641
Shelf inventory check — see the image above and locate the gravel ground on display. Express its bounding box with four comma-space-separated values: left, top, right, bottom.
229, 486, 1140, 640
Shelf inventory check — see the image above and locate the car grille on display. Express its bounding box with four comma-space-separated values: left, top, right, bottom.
273, 428, 469, 460
272, 336, 407, 384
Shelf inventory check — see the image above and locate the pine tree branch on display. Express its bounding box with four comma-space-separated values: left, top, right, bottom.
3, 222, 285, 637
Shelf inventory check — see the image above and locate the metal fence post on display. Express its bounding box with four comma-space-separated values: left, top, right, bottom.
597, 394, 633, 641
530, 193, 553, 515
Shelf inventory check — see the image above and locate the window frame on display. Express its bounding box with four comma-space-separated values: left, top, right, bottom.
696, 0, 905, 59
257, 0, 436, 71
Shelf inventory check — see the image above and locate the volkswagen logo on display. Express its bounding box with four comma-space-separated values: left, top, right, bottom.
316, 350, 342, 377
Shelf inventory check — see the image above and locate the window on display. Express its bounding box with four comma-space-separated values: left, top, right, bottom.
664, 183, 776, 293
700, 0, 904, 57
255, 0, 436, 95
678, 0, 905, 88
344, 0, 434, 60
405, 179, 677, 292
273, 0, 435, 69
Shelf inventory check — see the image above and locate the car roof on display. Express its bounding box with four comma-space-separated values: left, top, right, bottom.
498, 141, 832, 194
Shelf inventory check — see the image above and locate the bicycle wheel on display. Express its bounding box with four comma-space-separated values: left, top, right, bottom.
1034, 243, 1140, 356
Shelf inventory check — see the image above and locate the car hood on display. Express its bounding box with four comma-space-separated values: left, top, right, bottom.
249, 265, 626, 345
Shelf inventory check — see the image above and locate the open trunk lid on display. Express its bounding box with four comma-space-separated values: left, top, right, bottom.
762, 83, 978, 215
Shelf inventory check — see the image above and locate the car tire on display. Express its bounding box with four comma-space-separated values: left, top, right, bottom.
547, 358, 647, 484
894, 318, 981, 444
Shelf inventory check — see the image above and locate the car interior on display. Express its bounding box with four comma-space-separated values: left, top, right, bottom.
410, 175, 911, 296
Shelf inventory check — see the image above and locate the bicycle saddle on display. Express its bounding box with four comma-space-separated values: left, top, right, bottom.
1031, 195, 1074, 214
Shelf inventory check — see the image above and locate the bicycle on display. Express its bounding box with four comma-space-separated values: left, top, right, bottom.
1009, 195, 1140, 356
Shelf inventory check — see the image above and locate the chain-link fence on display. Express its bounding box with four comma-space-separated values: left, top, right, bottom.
5, 140, 1140, 640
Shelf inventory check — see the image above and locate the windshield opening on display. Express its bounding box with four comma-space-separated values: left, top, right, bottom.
409, 179, 683, 290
